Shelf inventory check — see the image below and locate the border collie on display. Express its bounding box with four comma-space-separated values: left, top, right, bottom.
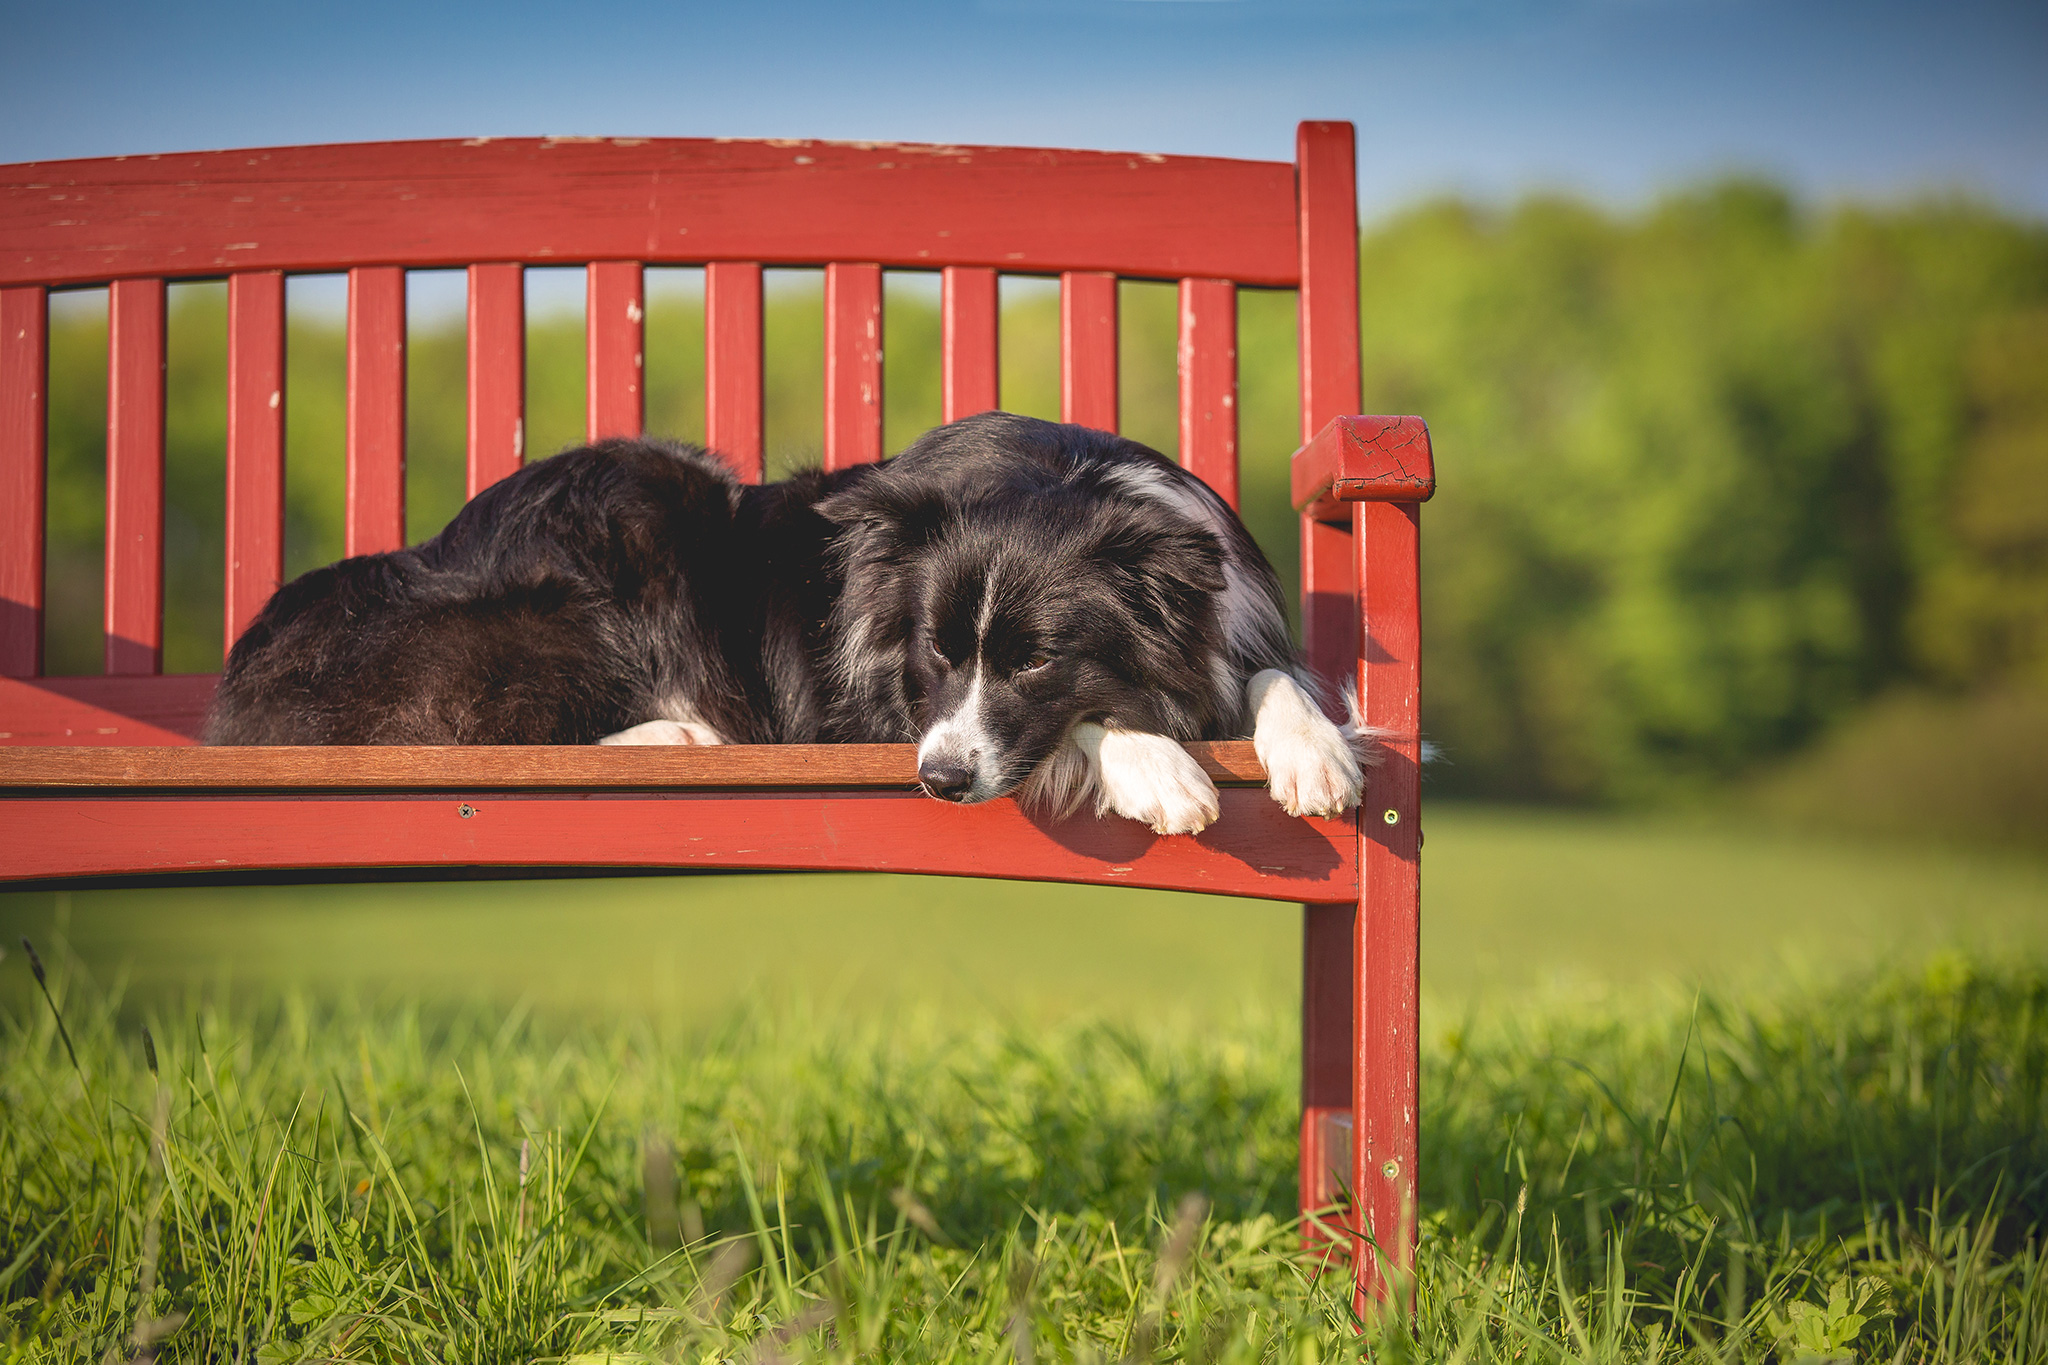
208, 412, 1366, 834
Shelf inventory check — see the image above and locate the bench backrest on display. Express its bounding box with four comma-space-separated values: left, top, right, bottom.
0, 122, 1362, 692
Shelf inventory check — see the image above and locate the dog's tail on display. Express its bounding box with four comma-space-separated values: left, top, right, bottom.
1338, 678, 1390, 768
1294, 666, 1390, 769
1330, 674, 1443, 769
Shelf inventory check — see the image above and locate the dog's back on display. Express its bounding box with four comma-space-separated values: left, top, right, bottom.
206, 438, 838, 746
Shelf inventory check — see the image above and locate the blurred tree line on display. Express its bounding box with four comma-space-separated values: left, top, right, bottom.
1362, 184, 2048, 812
35, 183, 2048, 832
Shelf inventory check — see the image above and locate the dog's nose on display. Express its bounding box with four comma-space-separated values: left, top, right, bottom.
918, 759, 975, 802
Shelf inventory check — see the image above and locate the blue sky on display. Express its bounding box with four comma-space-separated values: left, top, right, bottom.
3, 0, 2042, 220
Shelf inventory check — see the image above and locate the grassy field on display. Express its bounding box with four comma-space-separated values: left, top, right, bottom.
2, 808, 2046, 1361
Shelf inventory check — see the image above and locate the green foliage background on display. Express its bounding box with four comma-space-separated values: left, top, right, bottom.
35, 184, 2048, 826
1365, 185, 2048, 806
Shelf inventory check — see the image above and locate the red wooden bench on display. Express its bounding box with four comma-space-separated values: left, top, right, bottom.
0, 121, 1433, 1306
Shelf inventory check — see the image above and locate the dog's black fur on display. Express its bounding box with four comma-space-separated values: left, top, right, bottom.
209, 412, 1322, 818
209, 437, 847, 745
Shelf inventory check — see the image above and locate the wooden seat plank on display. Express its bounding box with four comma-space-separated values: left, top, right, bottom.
0, 738, 1267, 789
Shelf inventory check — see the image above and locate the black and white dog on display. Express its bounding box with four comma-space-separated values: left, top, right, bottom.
208, 412, 1365, 834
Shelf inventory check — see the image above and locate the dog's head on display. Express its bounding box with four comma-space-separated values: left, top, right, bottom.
817, 422, 1232, 804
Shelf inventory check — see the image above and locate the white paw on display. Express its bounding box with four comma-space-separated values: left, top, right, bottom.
597, 719, 724, 746
1248, 670, 1362, 818
1075, 724, 1220, 835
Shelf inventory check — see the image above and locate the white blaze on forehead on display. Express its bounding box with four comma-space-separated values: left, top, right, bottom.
920, 566, 1003, 770
976, 561, 1000, 635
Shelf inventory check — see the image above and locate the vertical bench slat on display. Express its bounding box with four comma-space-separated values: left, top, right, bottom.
0, 286, 46, 676
106, 277, 166, 675
941, 266, 999, 423
345, 266, 407, 556
466, 263, 525, 498
586, 261, 645, 440
1295, 122, 1361, 443
823, 263, 883, 470
704, 261, 764, 483
1059, 271, 1118, 432
1176, 278, 1238, 509
225, 271, 286, 654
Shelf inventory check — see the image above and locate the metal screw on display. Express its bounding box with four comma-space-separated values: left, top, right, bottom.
1382, 1158, 1401, 1179
1382, 808, 1400, 825
458, 803, 475, 819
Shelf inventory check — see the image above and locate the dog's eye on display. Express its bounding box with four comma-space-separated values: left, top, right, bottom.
928, 638, 949, 665
1019, 654, 1053, 675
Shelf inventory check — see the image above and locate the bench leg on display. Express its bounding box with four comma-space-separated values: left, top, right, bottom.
1302, 881, 1417, 1318
1300, 901, 1354, 1229
1351, 834, 1420, 1314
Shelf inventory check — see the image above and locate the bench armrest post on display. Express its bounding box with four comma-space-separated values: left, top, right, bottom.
1291, 411, 1432, 1312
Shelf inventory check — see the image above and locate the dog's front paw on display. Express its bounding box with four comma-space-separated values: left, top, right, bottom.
1248, 670, 1362, 818
1085, 727, 1220, 835
1259, 722, 1361, 818
598, 719, 724, 746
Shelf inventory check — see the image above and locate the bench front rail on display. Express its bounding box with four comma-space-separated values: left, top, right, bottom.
0, 741, 1361, 901
0, 123, 1430, 1310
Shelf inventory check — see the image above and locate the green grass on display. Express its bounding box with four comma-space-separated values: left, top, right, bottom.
2, 809, 2046, 1361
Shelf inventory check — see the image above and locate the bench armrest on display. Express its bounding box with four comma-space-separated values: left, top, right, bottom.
1290, 415, 1435, 516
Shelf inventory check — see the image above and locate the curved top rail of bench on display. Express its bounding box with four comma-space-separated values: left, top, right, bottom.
1, 137, 1302, 289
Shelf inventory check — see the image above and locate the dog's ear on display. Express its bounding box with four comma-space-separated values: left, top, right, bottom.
815, 479, 951, 559
1089, 513, 1227, 623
